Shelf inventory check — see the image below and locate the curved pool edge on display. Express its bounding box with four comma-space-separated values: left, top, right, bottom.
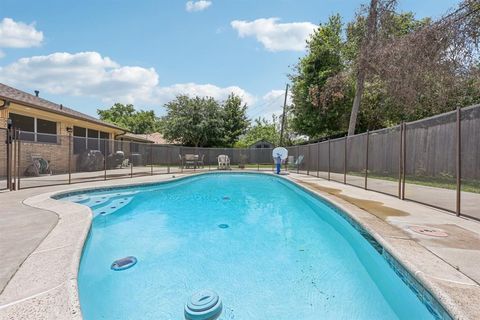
0, 171, 477, 319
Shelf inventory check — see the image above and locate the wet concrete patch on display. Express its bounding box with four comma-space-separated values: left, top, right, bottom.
416, 224, 480, 250
296, 180, 409, 220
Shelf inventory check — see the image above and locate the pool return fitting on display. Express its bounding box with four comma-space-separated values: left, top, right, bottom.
184, 290, 223, 320
110, 256, 137, 271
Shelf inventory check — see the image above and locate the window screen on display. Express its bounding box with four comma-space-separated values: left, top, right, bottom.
37, 118, 57, 143
73, 126, 87, 154
88, 129, 99, 150
10, 113, 35, 141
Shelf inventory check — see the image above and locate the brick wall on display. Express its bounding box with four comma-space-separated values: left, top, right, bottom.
0, 129, 7, 178
18, 135, 71, 176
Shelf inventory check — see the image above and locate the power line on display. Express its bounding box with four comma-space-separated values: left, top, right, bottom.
247, 94, 285, 119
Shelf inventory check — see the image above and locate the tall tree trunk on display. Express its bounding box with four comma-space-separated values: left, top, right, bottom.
347, 0, 378, 136
348, 71, 365, 135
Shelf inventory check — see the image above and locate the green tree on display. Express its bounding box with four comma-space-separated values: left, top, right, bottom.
161, 95, 224, 147
289, 14, 349, 138
221, 93, 250, 147
97, 103, 160, 134
235, 117, 280, 148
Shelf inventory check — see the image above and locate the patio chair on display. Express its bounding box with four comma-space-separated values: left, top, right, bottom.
293, 155, 304, 170
179, 154, 184, 168
217, 155, 230, 170
184, 154, 198, 169
197, 154, 205, 168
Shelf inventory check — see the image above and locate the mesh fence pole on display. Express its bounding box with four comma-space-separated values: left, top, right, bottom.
168, 146, 171, 174
14, 130, 18, 190
317, 143, 320, 178
104, 139, 107, 180
343, 136, 347, 184
150, 144, 153, 176
398, 124, 403, 198
365, 130, 369, 190
456, 107, 461, 216
297, 146, 299, 174
307, 145, 310, 175
6, 126, 11, 190
208, 149, 211, 171
11, 130, 16, 190
180, 146, 183, 173
401, 123, 406, 200
17, 131, 21, 190
328, 139, 331, 181
68, 133, 72, 184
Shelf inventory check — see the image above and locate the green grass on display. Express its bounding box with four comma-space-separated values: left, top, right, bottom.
348, 171, 480, 194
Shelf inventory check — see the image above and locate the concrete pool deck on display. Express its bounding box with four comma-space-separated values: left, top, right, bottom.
0, 171, 479, 319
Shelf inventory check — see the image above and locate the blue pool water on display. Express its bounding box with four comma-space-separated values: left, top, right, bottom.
64, 173, 445, 319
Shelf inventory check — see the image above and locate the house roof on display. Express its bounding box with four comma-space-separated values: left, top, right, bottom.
120, 132, 170, 144
0, 82, 128, 131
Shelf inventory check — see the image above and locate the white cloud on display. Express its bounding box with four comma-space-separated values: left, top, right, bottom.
154, 83, 255, 106
185, 1, 212, 12
0, 51, 254, 110
0, 18, 43, 49
231, 18, 317, 52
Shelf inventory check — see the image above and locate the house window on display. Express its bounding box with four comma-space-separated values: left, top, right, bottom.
88, 129, 99, 150
9, 113, 57, 143
37, 118, 57, 143
73, 126, 87, 154
100, 132, 109, 155
73, 126, 110, 154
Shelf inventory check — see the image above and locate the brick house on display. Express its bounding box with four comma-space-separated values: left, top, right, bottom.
0, 83, 156, 176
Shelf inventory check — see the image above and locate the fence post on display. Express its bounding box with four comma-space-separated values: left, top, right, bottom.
398, 123, 403, 199
317, 143, 320, 178
16, 130, 21, 190
401, 123, 406, 200
180, 146, 183, 173
68, 132, 72, 184
104, 139, 107, 180
10, 127, 16, 190
208, 149, 211, 171
343, 136, 347, 184
307, 145, 310, 175
6, 124, 11, 190
364, 131, 369, 190
296, 146, 299, 174
11, 130, 16, 190
150, 143, 154, 176
328, 139, 331, 181
167, 146, 171, 174
456, 107, 461, 216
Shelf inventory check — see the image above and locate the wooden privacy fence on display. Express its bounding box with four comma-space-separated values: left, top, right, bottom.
3, 104, 480, 220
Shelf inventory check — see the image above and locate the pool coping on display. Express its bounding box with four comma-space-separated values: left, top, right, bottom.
0, 171, 478, 319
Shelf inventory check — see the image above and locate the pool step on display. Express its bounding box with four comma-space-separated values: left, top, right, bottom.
93, 196, 134, 217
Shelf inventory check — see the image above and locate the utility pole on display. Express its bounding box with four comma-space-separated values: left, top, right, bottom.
279, 83, 289, 146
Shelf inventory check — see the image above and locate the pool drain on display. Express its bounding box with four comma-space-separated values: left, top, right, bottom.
218, 224, 229, 229
111, 256, 137, 271
409, 226, 448, 237
184, 290, 222, 320
222, 196, 230, 200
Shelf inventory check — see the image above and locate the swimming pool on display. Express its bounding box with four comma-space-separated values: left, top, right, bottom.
61, 173, 449, 319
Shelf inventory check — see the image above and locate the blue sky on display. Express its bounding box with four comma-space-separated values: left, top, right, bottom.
0, 0, 459, 119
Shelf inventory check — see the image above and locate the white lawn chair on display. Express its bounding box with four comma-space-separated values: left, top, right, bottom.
217, 154, 230, 170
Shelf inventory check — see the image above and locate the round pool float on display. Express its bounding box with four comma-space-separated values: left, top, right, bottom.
184, 290, 222, 320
